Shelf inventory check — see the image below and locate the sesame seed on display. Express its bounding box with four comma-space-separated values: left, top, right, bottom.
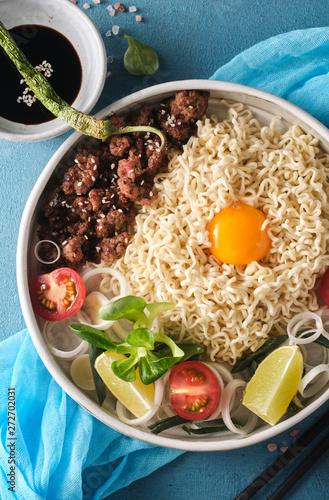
91, 176, 96, 182
84, 235, 88, 240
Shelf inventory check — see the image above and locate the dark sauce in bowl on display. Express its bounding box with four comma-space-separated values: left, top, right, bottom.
0, 25, 82, 125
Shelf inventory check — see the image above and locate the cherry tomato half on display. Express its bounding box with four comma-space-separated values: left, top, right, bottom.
29, 268, 86, 322
169, 361, 220, 421
320, 269, 329, 307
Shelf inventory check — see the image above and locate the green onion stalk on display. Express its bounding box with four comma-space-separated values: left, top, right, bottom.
0, 20, 166, 146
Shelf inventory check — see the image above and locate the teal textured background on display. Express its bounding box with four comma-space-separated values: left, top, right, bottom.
2, 0, 329, 499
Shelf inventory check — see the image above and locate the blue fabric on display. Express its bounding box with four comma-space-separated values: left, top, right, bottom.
0, 330, 183, 499
211, 27, 329, 128
2, 26, 329, 500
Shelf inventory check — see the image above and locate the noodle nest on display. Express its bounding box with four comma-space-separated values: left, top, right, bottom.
111, 102, 329, 364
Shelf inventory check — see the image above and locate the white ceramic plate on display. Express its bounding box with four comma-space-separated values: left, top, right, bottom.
0, 0, 106, 142
17, 80, 329, 451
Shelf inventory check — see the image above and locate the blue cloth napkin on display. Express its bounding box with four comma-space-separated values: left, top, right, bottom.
2, 26, 329, 500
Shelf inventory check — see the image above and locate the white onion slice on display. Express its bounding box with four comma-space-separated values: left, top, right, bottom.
43, 321, 88, 360
287, 312, 323, 344
76, 291, 114, 330
221, 379, 258, 435
34, 239, 60, 265
81, 267, 128, 298
298, 364, 329, 398
116, 378, 164, 426
70, 354, 95, 391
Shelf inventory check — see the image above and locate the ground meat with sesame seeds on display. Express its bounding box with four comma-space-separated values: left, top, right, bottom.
62, 154, 99, 195
37, 90, 209, 269
169, 90, 209, 123
62, 234, 86, 264
99, 233, 130, 263
109, 135, 131, 156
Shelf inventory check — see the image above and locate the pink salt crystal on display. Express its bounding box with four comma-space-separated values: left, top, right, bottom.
93, 0, 101, 3
110, 9, 116, 15
135, 15, 142, 22
114, 2, 121, 8
70, 0, 77, 3
290, 429, 299, 437
267, 443, 277, 452
280, 446, 288, 453
83, 2, 90, 8
106, 71, 112, 78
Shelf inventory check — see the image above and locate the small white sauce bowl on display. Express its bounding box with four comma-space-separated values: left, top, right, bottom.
0, 0, 106, 142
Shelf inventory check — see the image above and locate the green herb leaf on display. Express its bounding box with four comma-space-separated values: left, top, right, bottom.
111, 351, 140, 382
126, 328, 155, 349
69, 323, 121, 351
148, 415, 188, 434
139, 355, 181, 385
231, 335, 288, 373
154, 343, 204, 362
145, 302, 175, 328
98, 295, 147, 323
154, 332, 184, 358
88, 345, 106, 405
123, 34, 159, 76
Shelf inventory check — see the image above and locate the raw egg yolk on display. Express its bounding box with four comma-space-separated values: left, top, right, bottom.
209, 203, 272, 265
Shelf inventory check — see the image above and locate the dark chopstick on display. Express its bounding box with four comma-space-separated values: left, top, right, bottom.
267, 431, 329, 500
234, 407, 329, 500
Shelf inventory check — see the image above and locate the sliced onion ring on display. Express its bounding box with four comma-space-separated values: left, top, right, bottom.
287, 312, 323, 345
81, 267, 128, 297
70, 354, 95, 391
34, 240, 60, 265
221, 379, 258, 435
43, 321, 88, 360
298, 364, 329, 399
76, 291, 114, 330
116, 378, 164, 427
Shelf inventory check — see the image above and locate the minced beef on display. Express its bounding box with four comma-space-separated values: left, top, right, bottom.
37, 90, 209, 269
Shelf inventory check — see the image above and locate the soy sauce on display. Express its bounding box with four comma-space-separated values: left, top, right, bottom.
0, 25, 82, 125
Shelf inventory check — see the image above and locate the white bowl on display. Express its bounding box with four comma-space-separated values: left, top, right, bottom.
0, 0, 106, 142
17, 80, 329, 451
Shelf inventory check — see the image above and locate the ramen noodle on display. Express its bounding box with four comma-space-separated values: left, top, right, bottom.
108, 102, 329, 364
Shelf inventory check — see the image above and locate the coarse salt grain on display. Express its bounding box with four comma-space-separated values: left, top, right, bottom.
267, 443, 277, 452
107, 55, 114, 63
110, 9, 115, 15
135, 15, 142, 22
83, 3, 90, 8
112, 25, 120, 35
106, 4, 113, 10
106, 30, 112, 36
129, 5, 137, 12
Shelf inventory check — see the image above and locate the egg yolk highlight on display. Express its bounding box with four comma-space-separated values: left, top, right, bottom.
209, 203, 272, 265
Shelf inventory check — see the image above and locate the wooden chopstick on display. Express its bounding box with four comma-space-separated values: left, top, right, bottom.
234, 407, 329, 500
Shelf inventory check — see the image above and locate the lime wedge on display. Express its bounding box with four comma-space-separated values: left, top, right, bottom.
95, 351, 155, 418
242, 345, 303, 425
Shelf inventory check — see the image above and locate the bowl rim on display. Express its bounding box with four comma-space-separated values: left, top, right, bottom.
16, 79, 329, 451
0, 0, 107, 142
